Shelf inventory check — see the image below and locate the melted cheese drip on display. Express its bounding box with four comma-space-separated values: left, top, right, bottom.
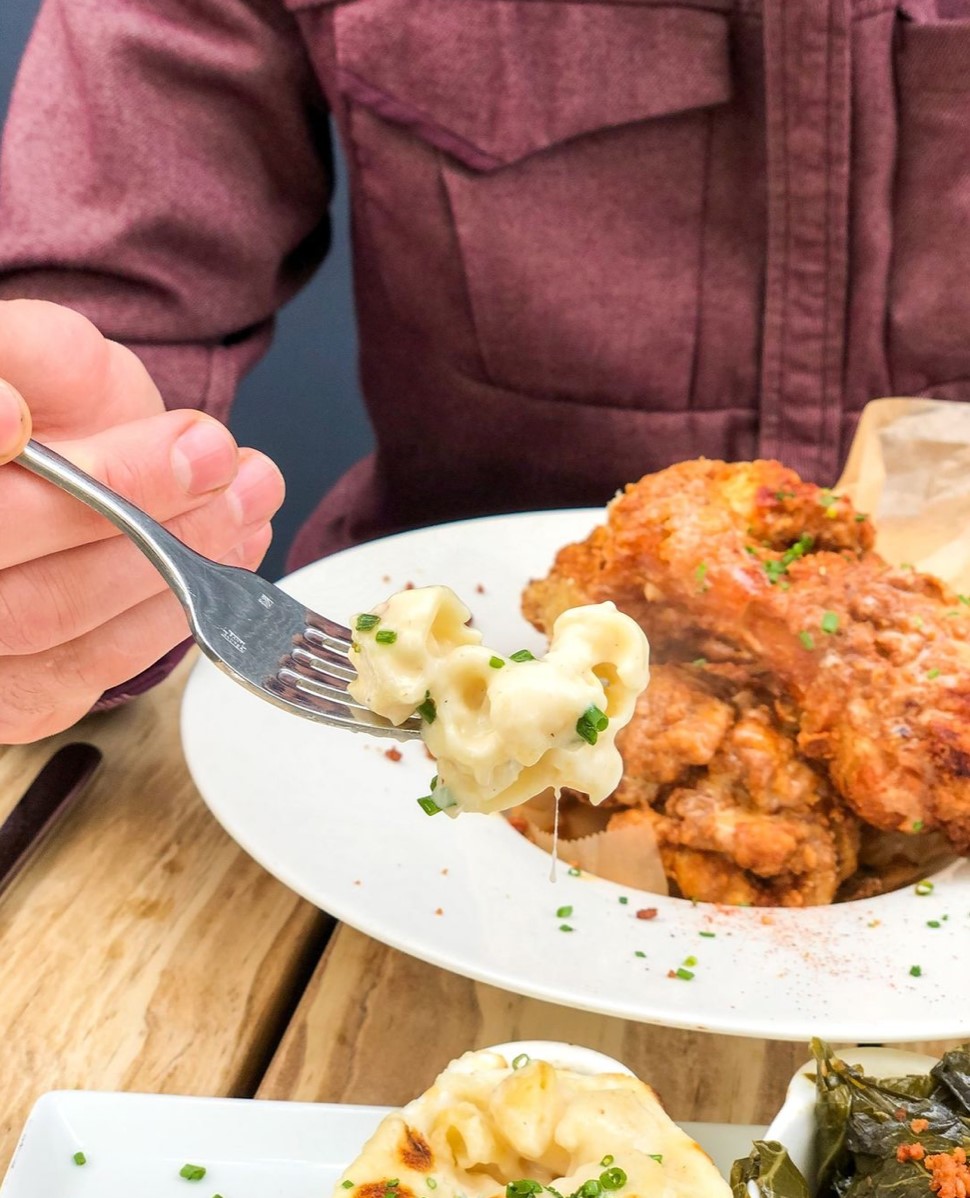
348, 586, 649, 815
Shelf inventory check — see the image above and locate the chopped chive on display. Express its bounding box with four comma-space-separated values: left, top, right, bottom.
821, 611, 839, 634
578, 1182, 603, 1198
568, 867, 581, 877
416, 693, 437, 723
556, 905, 573, 919
417, 796, 442, 816
775, 490, 795, 501
855, 512, 868, 522
386, 1180, 399, 1187
72, 1152, 86, 1166
179, 1164, 207, 1181
600, 1167, 627, 1190
699, 930, 716, 938
819, 492, 837, 508
960, 594, 970, 606
510, 649, 535, 662
428, 1181, 438, 1190
674, 967, 694, 981
618, 896, 629, 905
649, 1155, 664, 1165
559, 923, 574, 933
695, 562, 708, 588
799, 630, 815, 650
351, 641, 361, 653
507, 1183, 543, 1198
913, 820, 924, 832
375, 629, 398, 645
692, 657, 707, 668
927, 920, 941, 928
909, 964, 923, 977
489, 656, 505, 668
355, 613, 381, 631
927, 668, 941, 680
576, 704, 609, 745
343, 1183, 355, 1190
512, 1053, 530, 1069
915, 880, 934, 896
682, 955, 698, 967
634, 950, 646, 959
430, 775, 438, 791
600, 1157, 615, 1168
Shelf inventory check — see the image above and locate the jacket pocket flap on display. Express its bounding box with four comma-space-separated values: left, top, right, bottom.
333, 0, 732, 171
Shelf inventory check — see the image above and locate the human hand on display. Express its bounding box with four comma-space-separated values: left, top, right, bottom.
0, 299, 285, 742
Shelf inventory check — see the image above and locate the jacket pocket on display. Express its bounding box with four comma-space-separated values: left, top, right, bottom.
328, 0, 732, 410
890, 12, 970, 399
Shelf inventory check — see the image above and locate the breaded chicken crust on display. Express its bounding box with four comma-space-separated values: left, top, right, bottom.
522, 459, 970, 902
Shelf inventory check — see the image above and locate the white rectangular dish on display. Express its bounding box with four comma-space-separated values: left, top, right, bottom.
0, 1091, 764, 1198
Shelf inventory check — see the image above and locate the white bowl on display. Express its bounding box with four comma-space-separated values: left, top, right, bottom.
764, 1047, 939, 1194
483, 1040, 635, 1077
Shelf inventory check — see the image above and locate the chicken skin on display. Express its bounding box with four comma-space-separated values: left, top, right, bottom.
523, 459, 970, 881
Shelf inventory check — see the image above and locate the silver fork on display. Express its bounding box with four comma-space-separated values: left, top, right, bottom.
17, 439, 421, 741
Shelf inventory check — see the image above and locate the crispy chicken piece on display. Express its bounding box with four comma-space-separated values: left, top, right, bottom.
609, 672, 859, 906
524, 459, 970, 851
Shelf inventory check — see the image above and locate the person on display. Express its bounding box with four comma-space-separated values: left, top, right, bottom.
1, 0, 969, 745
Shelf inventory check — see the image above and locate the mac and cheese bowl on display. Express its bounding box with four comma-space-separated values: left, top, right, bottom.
332, 1041, 730, 1198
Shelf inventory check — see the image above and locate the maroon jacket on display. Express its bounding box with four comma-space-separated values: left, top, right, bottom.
1, 0, 970, 571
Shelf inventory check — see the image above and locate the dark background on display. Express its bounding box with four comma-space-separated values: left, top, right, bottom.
0, 0, 373, 579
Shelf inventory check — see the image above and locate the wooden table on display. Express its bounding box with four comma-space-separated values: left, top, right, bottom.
0, 655, 957, 1175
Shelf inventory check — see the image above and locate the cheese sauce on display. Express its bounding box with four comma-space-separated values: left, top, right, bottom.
348, 586, 649, 815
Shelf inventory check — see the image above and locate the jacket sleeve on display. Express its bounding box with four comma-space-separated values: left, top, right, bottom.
0, 0, 333, 421
0, 0, 334, 709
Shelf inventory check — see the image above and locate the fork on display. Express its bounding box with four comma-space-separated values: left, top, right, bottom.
17, 439, 421, 740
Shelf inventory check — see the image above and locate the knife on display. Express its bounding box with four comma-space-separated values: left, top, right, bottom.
0, 742, 103, 900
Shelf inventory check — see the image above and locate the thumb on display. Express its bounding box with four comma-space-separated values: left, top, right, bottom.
0, 378, 31, 464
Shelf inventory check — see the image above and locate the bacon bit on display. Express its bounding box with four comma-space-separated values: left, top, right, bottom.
434, 907, 444, 916
404, 581, 415, 590
895, 1107, 909, 1122
925, 1147, 970, 1198
760, 914, 775, 926
384, 747, 403, 762
897, 1143, 926, 1163
475, 583, 486, 594
382, 575, 391, 584
354, 880, 362, 886
912, 1119, 930, 1134
440, 868, 449, 876
636, 908, 659, 921
666, 969, 678, 978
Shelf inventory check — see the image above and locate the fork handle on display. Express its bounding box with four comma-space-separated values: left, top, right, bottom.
17, 438, 201, 608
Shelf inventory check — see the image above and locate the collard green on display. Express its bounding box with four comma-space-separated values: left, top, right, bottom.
732, 1042, 970, 1198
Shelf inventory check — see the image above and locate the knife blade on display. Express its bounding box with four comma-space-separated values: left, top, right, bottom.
0, 742, 103, 900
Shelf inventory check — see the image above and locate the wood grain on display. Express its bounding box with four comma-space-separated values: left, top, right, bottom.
257, 923, 964, 1124
0, 655, 330, 1173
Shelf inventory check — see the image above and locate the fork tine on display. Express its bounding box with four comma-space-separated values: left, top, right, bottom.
303, 612, 355, 652
266, 674, 422, 738
277, 662, 372, 711
290, 641, 356, 687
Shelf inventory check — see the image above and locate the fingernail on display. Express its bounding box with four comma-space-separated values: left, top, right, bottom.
226, 451, 285, 526
171, 418, 238, 495
0, 379, 30, 452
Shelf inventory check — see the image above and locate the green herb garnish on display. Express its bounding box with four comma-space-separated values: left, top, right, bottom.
634, 950, 646, 958
909, 964, 923, 977
928, 668, 941, 680
915, 880, 934, 896
576, 705, 609, 745
417, 796, 442, 816
510, 649, 535, 662
73, 1152, 86, 1166
821, 611, 839, 634
799, 630, 815, 650
682, 955, 698, 967
559, 924, 574, 933
179, 1164, 207, 1181
699, 930, 716, 938
600, 1167, 627, 1190
618, 896, 629, 905
355, 613, 381, 632
342, 1182, 355, 1189
556, 905, 573, 919
512, 1053, 530, 1069
674, 967, 694, 981
416, 693, 437, 723
375, 629, 398, 645
489, 656, 505, 668
649, 1155, 663, 1165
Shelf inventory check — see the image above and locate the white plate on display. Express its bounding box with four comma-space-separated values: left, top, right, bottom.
180, 510, 970, 1043
0, 1093, 759, 1197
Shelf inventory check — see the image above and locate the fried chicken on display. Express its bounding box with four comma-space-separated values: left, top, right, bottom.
607, 666, 859, 905
523, 459, 970, 870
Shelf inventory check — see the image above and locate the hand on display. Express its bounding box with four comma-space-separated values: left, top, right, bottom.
0, 299, 285, 743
